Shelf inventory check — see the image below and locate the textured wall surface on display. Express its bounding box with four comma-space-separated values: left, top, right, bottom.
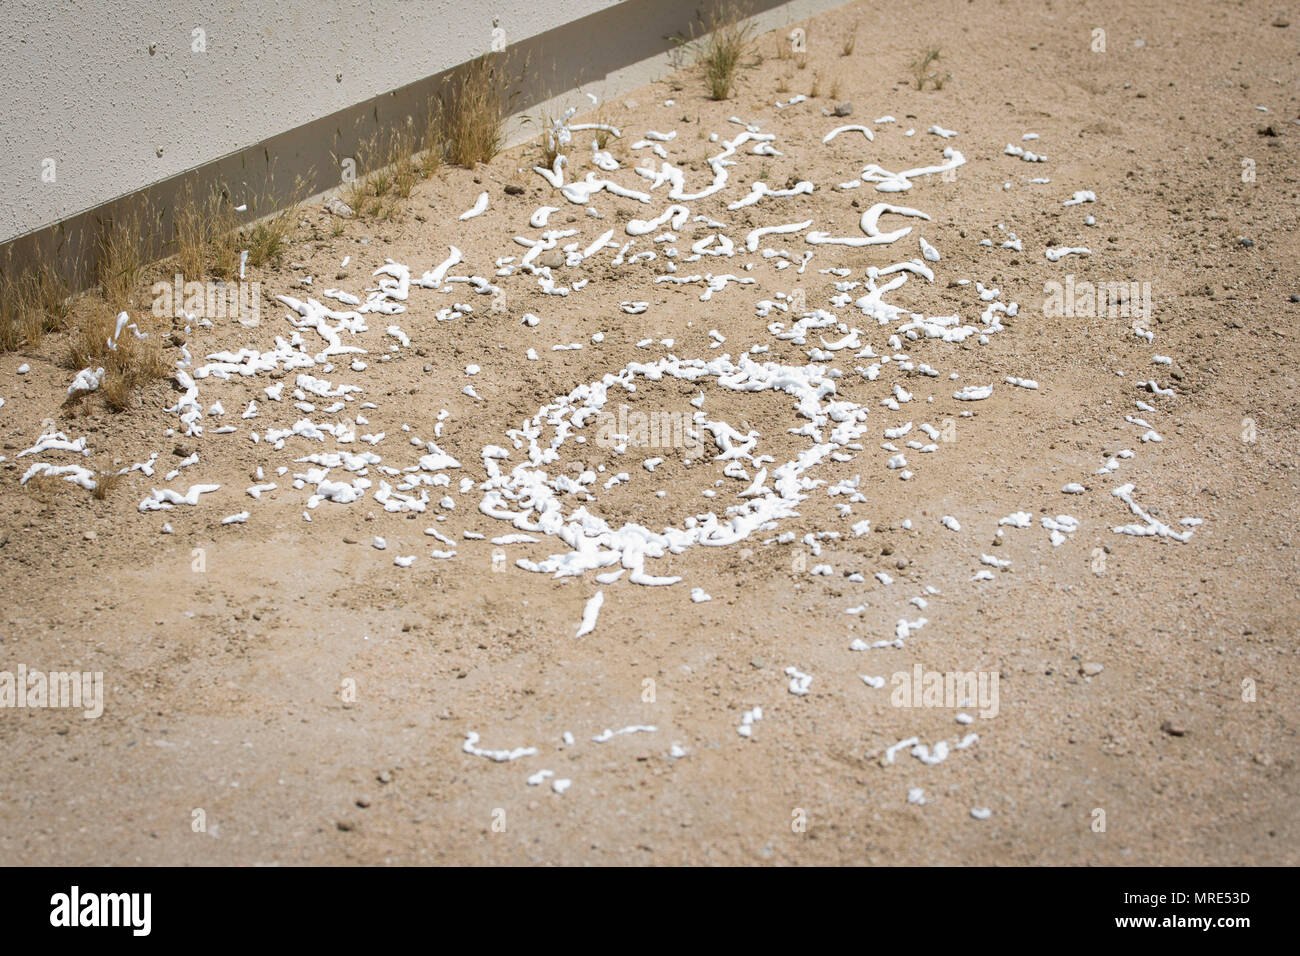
0, 0, 626, 243
1, 0, 844, 248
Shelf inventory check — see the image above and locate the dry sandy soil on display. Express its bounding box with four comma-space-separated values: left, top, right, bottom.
1, 0, 1297, 866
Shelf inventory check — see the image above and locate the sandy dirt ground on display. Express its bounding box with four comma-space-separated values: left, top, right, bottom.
1, 0, 1297, 866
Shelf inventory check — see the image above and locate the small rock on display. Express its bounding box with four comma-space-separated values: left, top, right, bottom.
504, 183, 524, 195
1081, 662, 1104, 677
1160, 719, 1187, 737
1289, 294, 1299, 303
377, 771, 393, 784
336, 819, 356, 831
83, 531, 97, 541
1239, 237, 1255, 247
355, 795, 371, 808
325, 196, 353, 218
539, 249, 565, 268
833, 101, 853, 117
173, 442, 196, 458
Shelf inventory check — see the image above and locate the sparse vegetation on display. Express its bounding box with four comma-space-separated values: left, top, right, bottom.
173, 181, 208, 281
205, 192, 242, 279
170, 182, 244, 279
92, 471, 124, 501
531, 107, 569, 170
66, 305, 168, 413
809, 73, 822, 98
439, 54, 508, 167
687, 5, 756, 101
384, 123, 421, 200
840, 21, 858, 56
179, 173, 306, 279
912, 47, 950, 91
588, 96, 618, 150
416, 99, 445, 178
0, 258, 69, 351
242, 175, 309, 268
830, 76, 843, 100
95, 206, 147, 313
344, 135, 406, 221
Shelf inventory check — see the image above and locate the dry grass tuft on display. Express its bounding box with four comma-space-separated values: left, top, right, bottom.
532, 107, 568, 170
344, 135, 407, 221
173, 180, 209, 281
241, 175, 309, 268
689, 6, 756, 101
589, 97, 618, 150
175, 173, 305, 276
439, 55, 507, 167
390, 144, 420, 201
840, 22, 858, 56
205, 192, 242, 280
92, 471, 124, 501
171, 183, 238, 279
66, 306, 168, 413
96, 206, 147, 313
912, 47, 950, 91
0, 258, 69, 351
416, 100, 445, 178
